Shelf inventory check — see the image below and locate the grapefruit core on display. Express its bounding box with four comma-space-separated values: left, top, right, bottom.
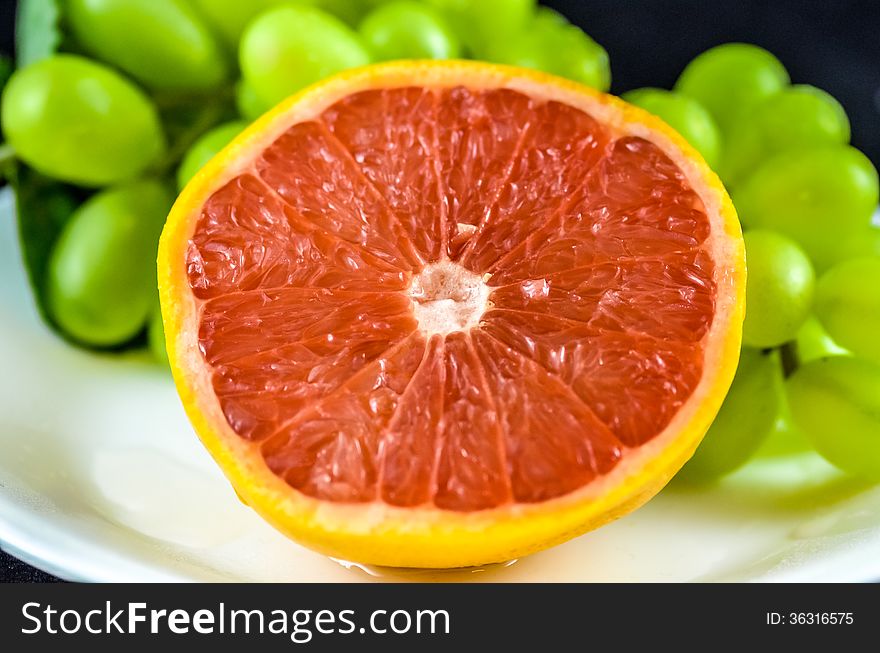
159, 61, 745, 569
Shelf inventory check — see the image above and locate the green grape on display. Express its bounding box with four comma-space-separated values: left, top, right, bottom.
190, 0, 366, 46
240, 5, 371, 108
359, 1, 461, 61
235, 80, 268, 121
188, 0, 285, 47
741, 230, 815, 348
722, 85, 850, 187
486, 20, 610, 91
622, 88, 721, 167
674, 43, 789, 133
754, 390, 812, 459
67, 0, 227, 91
483, 30, 545, 71
794, 315, 850, 365
786, 357, 880, 479
177, 121, 248, 190
678, 348, 782, 482
809, 225, 880, 273
533, 6, 568, 28
553, 25, 611, 92
46, 181, 173, 347
733, 146, 879, 271
814, 258, 880, 364
425, 0, 535, 59
148, 300, 169, 365
0, 55, 165, 187
318, 0, 371, 25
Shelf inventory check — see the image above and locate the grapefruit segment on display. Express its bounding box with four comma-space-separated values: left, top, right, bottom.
262, 333, 428, 503
434, 332, 510, 511
435, 88, 534, 258
187, 174, 409, 300
202, 289, 416, 441
159, 61, 744, 568
380, 336, 445, 507
462, 98, 609, 271
488, 253, 715, 342
488, 137, 711, 283
565, 333, 704, 447
256, 120, 421, 268
322, 88, 444, 262
472, 331, 623, 503
478, 310, 703, 447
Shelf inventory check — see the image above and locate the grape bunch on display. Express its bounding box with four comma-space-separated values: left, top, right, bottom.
0, 0, 609, 358
633, 44, 880, 482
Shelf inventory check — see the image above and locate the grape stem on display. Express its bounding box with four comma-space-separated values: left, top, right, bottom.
149, 88, 234, 177
0, 143, 16, 169
779, 341, 798, 378
151, 104, 224, 177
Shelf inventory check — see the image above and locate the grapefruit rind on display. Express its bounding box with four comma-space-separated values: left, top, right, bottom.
159, 61, 744, 568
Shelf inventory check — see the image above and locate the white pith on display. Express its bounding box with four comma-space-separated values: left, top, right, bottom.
409, 260, 492, 337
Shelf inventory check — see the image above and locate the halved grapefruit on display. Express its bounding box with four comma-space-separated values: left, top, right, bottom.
159, 61, 744, 568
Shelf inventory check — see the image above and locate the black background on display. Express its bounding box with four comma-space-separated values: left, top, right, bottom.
546, 0, 880, 166
1, 0, 879, 581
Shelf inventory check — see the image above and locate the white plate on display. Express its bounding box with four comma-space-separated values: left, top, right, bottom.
2, 187, 880, 583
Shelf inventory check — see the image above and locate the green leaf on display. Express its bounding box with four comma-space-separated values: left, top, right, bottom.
0, 144, 15, 184
0, 55, 13, 89
16, 0, 64, 67
7, 163, 82, 321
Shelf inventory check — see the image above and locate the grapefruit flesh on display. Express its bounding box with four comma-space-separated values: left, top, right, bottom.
162, 62, 744, 567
